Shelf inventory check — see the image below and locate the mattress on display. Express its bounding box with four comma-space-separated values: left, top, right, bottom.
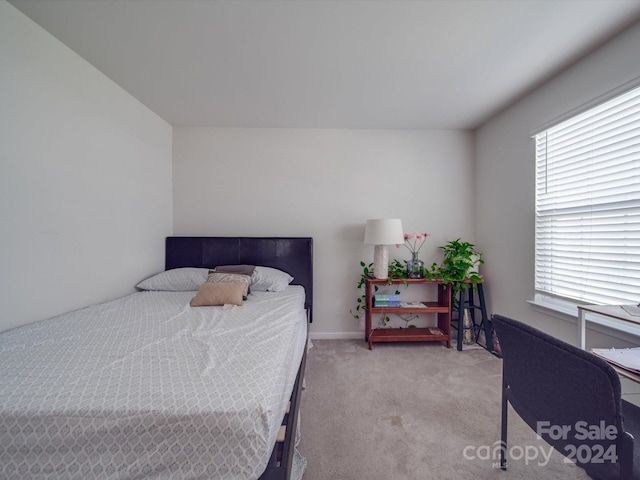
0, 286, 308, 479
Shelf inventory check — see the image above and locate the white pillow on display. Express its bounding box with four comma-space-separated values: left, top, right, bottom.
136, 267, 209, 291
251, 266, 294, 292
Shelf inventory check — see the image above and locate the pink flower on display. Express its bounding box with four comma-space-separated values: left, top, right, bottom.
400, 231, 431, 254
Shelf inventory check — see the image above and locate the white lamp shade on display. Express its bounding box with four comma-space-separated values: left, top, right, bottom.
364, 219, 404, 245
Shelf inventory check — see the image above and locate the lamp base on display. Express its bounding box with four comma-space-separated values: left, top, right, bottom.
373, 244, 389, 279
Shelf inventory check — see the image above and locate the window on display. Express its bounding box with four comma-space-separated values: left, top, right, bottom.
534, 84, 640, 307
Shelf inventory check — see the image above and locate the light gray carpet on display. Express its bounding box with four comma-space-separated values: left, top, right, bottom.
298, 340, 589, 480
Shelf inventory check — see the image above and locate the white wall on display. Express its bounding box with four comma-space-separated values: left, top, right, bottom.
475, 21, 640, 346
173, 127, 475, 338
0, 1, 173, 332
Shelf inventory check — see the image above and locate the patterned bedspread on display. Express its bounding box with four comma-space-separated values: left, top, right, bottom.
0, 287, 307, 479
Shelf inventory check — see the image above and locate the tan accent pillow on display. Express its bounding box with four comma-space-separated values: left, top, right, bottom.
190, 283, 245, 307
206, 272, 251, 298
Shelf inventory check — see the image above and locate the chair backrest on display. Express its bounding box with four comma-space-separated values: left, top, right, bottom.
492, 314, 625, 470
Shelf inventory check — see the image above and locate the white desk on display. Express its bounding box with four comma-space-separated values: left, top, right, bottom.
577, 304, 640, 350
578, 305, 640, 394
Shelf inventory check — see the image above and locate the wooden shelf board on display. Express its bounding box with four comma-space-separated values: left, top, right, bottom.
370, 302, 448, 314
369, 327, 448, 342
366, 277, 445, 285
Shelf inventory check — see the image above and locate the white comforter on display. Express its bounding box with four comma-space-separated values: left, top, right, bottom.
0, 287, 307, 479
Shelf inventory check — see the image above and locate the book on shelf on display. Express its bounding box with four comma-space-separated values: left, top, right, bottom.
373, 294, 401, 301
373, 294, 401, 307
373, 301, 402, 307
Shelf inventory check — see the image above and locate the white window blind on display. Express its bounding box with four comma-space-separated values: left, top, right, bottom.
535, 84, 640, 306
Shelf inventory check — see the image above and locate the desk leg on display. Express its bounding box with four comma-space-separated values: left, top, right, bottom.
578, 308, 586, 350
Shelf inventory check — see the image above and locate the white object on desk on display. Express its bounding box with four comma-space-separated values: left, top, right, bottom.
621, 304, 640, 316
592, 347, 640, 374
577, 304, 640, 350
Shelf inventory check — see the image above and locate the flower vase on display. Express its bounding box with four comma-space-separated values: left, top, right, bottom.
407, 252, 424, 278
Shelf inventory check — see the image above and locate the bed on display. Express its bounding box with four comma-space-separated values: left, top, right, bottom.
0, 236, 313, 480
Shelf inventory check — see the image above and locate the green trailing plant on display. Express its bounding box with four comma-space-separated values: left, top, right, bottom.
387, 259, 409, 281
390, 257, 440, 281
350, 261, 373, 323
350, 260, 405, 324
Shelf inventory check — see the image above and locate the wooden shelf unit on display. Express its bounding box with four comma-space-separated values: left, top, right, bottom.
365, 277, 451, 350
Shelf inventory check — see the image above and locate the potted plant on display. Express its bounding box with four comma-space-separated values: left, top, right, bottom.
429, 238, 483, 291
430, 239, 486, 347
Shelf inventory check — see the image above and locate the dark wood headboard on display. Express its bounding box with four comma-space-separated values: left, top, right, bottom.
165, 237, 313, 321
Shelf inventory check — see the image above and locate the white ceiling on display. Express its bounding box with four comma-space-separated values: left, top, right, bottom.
9, 0, 640, 129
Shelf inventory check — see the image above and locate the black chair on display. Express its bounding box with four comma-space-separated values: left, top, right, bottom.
492, 314, 640, 479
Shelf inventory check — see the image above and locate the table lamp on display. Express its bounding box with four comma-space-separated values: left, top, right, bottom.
364, 219, 404, 279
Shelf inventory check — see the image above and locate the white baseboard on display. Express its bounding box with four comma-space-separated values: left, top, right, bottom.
309, 331, 363, 340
